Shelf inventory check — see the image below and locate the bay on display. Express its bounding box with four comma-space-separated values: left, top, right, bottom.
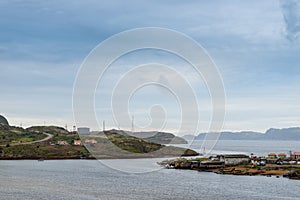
1, 140, 300, 200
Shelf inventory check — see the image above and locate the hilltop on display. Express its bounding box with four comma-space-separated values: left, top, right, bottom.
100, 129, 188, 144
0, 124, 46, 146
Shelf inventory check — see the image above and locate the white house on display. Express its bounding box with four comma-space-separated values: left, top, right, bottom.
73, 140, 82, 146
57, 140, 69, 146
218, 154, 249, 166
84, 139, 97, 144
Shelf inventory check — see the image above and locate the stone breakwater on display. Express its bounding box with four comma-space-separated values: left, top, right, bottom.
158, 158, 300, 180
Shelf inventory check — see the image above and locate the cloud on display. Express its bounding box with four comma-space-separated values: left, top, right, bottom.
280, 0, 300, 41
1, 1, 300, 132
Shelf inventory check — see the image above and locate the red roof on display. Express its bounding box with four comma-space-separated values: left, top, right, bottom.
278, 153, 286, 156
268, 153, 276, 156
293, 152, 300, 155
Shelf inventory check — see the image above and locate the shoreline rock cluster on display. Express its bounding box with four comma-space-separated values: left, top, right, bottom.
158, 157, 300, 180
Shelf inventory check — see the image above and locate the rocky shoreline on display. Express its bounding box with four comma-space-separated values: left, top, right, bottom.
158, 158, 300, 180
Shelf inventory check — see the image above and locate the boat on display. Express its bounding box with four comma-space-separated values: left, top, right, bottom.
283, 174, 289, 178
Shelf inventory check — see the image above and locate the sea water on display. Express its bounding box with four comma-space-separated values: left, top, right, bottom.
1, 140, 300, 200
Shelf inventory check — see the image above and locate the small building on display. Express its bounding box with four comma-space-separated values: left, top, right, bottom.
266, 158, 277, 164
218, 154, 249, 166
57, 140, 69, 146
84, 139, 97, 144
77, 127, 90, 134
49, 142, 56, 146
191, 161, 200, 169
200, 161, 225, 168
291, 152, 300, 160
278, 153, 287, 159
268, 153, 277, 159
73, 140, 82, 146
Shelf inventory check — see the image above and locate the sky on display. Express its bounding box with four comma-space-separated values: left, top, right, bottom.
0, 0, 300, 134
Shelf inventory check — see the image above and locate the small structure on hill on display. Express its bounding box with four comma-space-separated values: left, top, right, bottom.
77, 127, 90, 134
84, 139, 97, 144
73, 140, 82, 146
57, 140, 69, 146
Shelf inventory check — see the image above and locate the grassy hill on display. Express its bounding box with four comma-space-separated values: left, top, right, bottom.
137, 131, 188, 144
99, 129, 188, 144
0, 125, 198, 159
81, 131, 198, 159
0, 124, 45, 146
0, 125, 89, 159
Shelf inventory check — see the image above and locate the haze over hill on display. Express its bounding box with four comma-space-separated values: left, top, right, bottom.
183, 127, 300, 141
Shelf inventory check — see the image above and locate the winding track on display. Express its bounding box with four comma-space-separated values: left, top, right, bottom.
0, 132, 53, 147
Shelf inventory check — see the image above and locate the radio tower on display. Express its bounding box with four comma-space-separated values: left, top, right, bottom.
103, 120, 106, 132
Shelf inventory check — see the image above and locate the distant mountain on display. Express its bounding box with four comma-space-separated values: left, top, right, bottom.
264, 127, 300, 140
183, 127, 300, 141
97, 129, 188, 144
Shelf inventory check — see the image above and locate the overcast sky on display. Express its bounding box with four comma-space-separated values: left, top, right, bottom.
0, 0, 300, 134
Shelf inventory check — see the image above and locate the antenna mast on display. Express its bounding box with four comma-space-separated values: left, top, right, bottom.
103, 120, 106, 132
131, 115, 134, 133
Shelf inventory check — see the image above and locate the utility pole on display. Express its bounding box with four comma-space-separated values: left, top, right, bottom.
103, 120, 105, 132
131, 115, 134, 133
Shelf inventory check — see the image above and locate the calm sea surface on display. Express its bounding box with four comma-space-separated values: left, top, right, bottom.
1, 140, 300, 200
179, 140, 300, 156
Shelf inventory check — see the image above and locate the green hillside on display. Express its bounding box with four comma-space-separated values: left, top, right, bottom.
0, 125, 198, 159
0, 124, 45, 146
81, 131, 198, 159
